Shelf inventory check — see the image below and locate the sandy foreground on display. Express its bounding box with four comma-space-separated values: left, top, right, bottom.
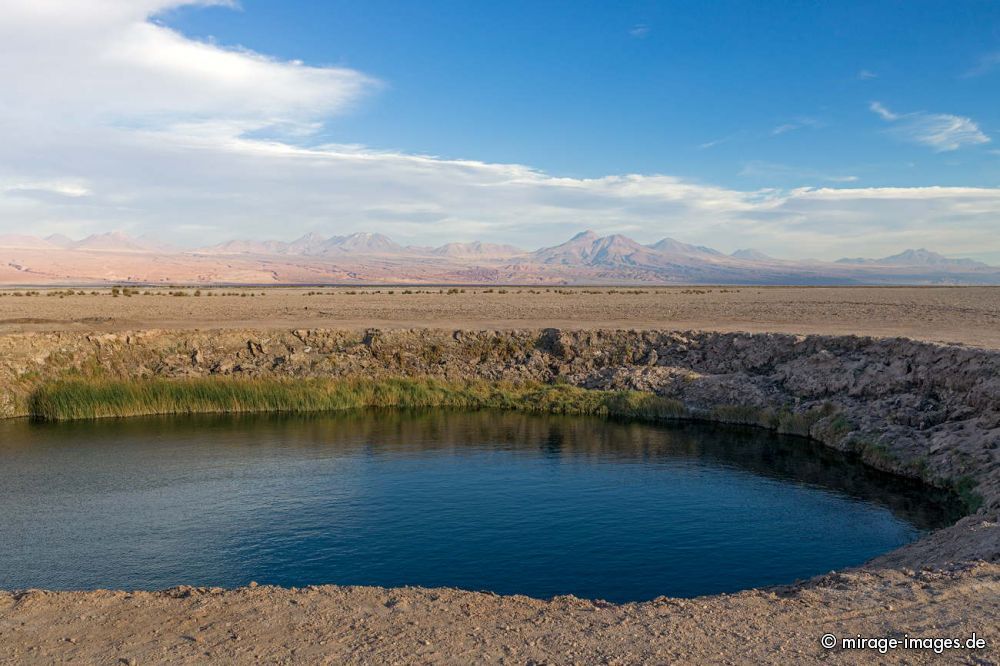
2, 562, 998, 665
2, 285, 1000, 347
1, 287, 998, 664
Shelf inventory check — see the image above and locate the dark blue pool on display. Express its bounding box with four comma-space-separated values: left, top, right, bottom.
0, 410, 960, 601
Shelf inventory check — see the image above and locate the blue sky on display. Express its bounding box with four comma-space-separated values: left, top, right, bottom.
1, 0, 998, 260
165, 0, 1000, 187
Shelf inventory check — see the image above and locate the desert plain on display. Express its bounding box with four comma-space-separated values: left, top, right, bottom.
1, 285, 998, 665
2, 284, 999, 347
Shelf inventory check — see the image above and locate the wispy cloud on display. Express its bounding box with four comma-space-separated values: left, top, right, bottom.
869, 101, 899, 121
771, 117, 823, 135
698, 133, 739, 150
771, 123, 798, 135
629, 24, 650, 38
857, 69, 878, 80
3, 180, 91, 199
963, 52, 1000, 78
869, 101, 989, 151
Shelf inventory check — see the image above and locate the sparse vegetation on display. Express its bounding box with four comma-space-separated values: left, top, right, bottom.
827, 414, 852, 438
774, 404, 835, 436
709, 404, 771, 426
856, 437, 900, 467
951, 476, 983, 513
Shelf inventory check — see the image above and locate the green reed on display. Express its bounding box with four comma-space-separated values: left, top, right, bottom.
28, 376, 686, 422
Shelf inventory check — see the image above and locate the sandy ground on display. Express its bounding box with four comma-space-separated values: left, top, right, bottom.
2, 285, 1000, 348
2, 563, 998, 665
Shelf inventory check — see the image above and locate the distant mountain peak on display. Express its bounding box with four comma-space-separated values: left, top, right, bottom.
836, 248, 987, 268
594, 233, 642, 247
292, 231, 327, 244
648, 237, 722, 257
287, 232, 334, 254
432, 241, 523, 258
534, 232, 658, 267
332, 232, 402, 253
0, 234, 58, 249
73, 231, 163, 253
731, 248, 774, 262
44, 233, 75, 248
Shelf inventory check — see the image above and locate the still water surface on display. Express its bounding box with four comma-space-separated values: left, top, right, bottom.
0, 410, 961, 601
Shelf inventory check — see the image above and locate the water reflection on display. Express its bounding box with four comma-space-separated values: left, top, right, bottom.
0, 410, 962, 601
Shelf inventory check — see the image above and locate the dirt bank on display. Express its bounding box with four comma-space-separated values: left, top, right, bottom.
1, 326, 998, 663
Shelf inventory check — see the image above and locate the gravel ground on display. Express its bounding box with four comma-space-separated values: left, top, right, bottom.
2, 563, 998, 665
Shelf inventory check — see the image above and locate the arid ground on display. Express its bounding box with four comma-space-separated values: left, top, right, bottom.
3, 562, 998, 665
1, 286, 998, 664
2, 285, 1000, 347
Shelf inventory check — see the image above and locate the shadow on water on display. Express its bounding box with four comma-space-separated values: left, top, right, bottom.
0, 409, 965, 601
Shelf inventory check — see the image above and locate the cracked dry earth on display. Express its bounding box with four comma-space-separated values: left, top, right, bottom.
1, 321, 999, 663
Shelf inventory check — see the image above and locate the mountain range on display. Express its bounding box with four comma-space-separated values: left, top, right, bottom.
0, 230, 997, 286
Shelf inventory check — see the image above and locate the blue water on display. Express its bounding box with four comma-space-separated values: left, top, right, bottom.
0, 410, 960, 602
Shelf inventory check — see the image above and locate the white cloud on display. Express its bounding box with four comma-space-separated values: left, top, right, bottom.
3, 180, 91, 198
0, 0, 377, 136
869, 102, 899, 121
964, 52, 1000, 78
0, 1, 997, 262
771, 117, 823, 135
629, 24, 650, 38
857, 69, 878, 80
698, 133, 738, 150
869, 101, 990, 151
4, 120, 998, 260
